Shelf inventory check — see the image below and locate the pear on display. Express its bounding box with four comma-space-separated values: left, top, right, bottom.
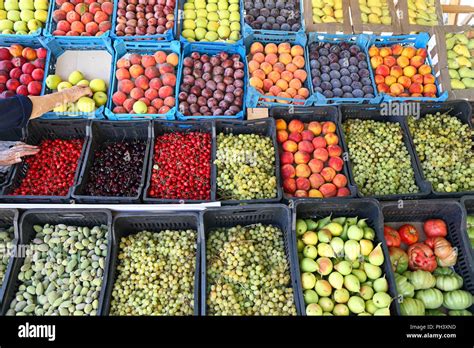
344, 274, 361, 293
462, 77, 474, 88
368, 243, 384, 266
332, 217, 346, 225
373, 292, 391, 308
317, 215, 332, 229
330, 237, 344, 257
374, 307, 390, 316
302, 272, 317, 290
454, 33, 469, 45
316, 257, 333, 276
352, 260, 360, 269
360, 285, 374, 300
304, 289, 319, 304
347, 225, 364, 241
364, 263, 382, 280
352, 269, 367, 283
459, 67, 474, 78
451, 79, 466, 89
365, 299, 378, 314
345, 217, 358, 226
454, 44, 470, 58
318, 297, 334, 312
334, 260, 352, 275
325, 222, 343, 236
303, 245, 318, 259
357, 218, 368, 228
306, 303, 323, 316
302, 231, 318, 246
305, 219, 318, 231
363, 227, 375, 241
333, 303, 350, 316
333, 288, 349, 303
317, 229, 332, 243
457, 56, 472, 68
348, 296, 365, 314
449, 69, 460, 80
344, 240, 361, 261
373, 276, 389, 292
301, 258, 318, 273
315, 280, 332, 297
296, 219, 307, 236
328, 271, 344, 290
318, 243, 336, 258
360, 239, 374, 256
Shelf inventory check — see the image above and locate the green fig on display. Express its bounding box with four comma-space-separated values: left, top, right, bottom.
302, 231, 318, 245
368, 242, 384, 266
344, 274, 361, 293
301, 258, 318, 273
296, 219, 307, 236
303, 245, 318, 259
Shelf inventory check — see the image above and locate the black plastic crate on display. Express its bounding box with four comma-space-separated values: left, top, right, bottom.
0, 119, 91, 203
102, 212, 202, 316
269, 106, 357, 200
214, 118, 283, 204
340, 104, 431, 200
382, 200, 474, 313
72, 120, 152, 203
292, 198, 399, 316
461, 195, 474, 256
200, 204, 300, 315
0, 209, 19, 314
404, 101, 474, 198
1, 209, 112, 316
143, 120, 216, 204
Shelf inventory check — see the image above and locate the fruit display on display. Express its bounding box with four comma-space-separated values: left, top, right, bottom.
0, 225, 14, 287
215, 132, 277, 200
407, 112, 474, 193
248, 42, 310, 104
343, 118, 419, 196
148, 131, 211, 200
406, 0, 439, 26
177, 51, 244, 117
110, 229, 197, 315
468, 214, 474, 249
181, 0, 241, 43
445, 31, 474, 90
368, 44, 437, 98
6, 223, 109, 316
46, 70, 108, 113
9, 138, 84, 196
309, 41, 374, 100
51, 0, 112, 36
310, 0, 343, 24
275, 118, 350, 198
356, 0, 391, 25
111, 50, 178, 115
206, 223, 296, 315
114, 0, 175, 37
296, 216, 392, 316
243, 0, 302, 32
83, 140, 147, 196
0, 0, 49, 35
0, 44, 47, 98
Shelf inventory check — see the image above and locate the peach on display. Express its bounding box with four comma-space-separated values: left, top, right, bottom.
112, 91, 126, 106
288, 119, 304, 133
118, 79, 134, 94
390, 66, 403, 78
85, 22, 99, 35
116, 68, 130, 80
75, 3, 88, 14
294, 69, 307, 82
277, 130, 289, 143
308, 121, 322, 136
337, 187, 351, 197
409, 82, 423, 94
301, 130, 314, 141
141, 55, 156, 68
277, 42, 291, 54
139, 97, 151, 106
145, 66, 159, 80
321, 167, 336, 182
275, 118, 287, 130
129, 54, 142, 65
296, 177, 311, 191
290, 45, 304, 57
280, 71, 293, 82
57, 20, 71, 32
327, 144, 342, 157
81, 12, 94, 24
130, 87, 144, 100
401, 47, 416, 59
308, 159, 324, 174
265, 43, 278, 55
158, 106, 171, 114
281, 164, 296, 179
279, 53, 292, 65
283, 178, 296, 194
286, 63, 298, 73
298, 140, 314, 153
309, 173, 325, 189
399, 93, 410, 97
113, 106, 126, 114
166, 53, 179, 67
123, 98, 135, 112
383, 56, 397, 68
269, 85, 282, 96
250, 76, 263, 89
273, 62, 285, 73
253, 52, 265, 64
289, 79, 302, 90
292, 56, 305, 69
313, 147, 329, 162
391, 44, 403, 56
416, 48, 427, 59
21, 48, 36, 61
164, 96, 175, 107
248, 60, 260, 74
377, 83, 390, 93
322, 121, 336, 134
411, 74, 423, 84
379, 47, 392, 57
312, 136, 326, 149
423, 74, 435, 84
423, 83, 437, 95
252, 69, 266, 81
265, 53, 278, 66
286, 133, 301, 144
294, 190, 309, 198
135, 75, 149, 90
320, 183, 337, 198
328, 157, 344, 172
389, 83, 404, 96
144, 88, 159, 101
368, 46, 379, 57
147, 106, 158, 114
423, 92, 436, 98
298, 88, 310, 99
268, 71, 281, 84
94, 11, 108, 23
370, 56, 383, 69
418, 64, 432, 76
158, 86, 173, 99
324, 133, 339, 146
295, 164, 311, 178
53, 9, 67, 21
385, 75, 397, 86
398, 76, 412, 89
280, 151, 294, 165
375, 74, 385, 84
403, 66, 417, 78
375, 64, 390, 77
66, 11, 80, 23
282, 140, 298, 153
263, 79, 273, 92
308, 189, 323, 198
117, 57, 130, 69
151, 98, 164, 109
285, 88, 297, 98
250, 42, 264, 55
396, 56, 410, 68
130, 64, 144, 79
333, 174, 347, 188
89, 2, 102, 14
61, 2, 74, 12
149, 78, 162, 90
259, 62, 272, 75
410, 55, 425, 68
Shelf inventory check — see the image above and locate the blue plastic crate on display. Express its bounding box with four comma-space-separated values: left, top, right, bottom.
0, 36, 52, 97
110, 0, 177, 41
242, 0, 305, 38
367, 33, 449, 103
105, 40, 180, 121
179, 0, 244, 46
38, 36, 114, 119
176, 42, 246, 120
244, 32, 315, 107
307, 32, 382, 105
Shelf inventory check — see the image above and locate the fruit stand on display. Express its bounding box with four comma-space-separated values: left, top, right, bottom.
0, 0, 473, 322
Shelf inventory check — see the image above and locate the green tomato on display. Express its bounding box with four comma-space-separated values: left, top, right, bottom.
443, 290, 473, 310
400, 298, 425, 316
415, 288, 444, 309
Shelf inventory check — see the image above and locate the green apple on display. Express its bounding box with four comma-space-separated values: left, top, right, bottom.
7, 10, 20, 21
208, 0, 217, 3
207, 12, 218, 21
19, 0, 33, 10
194, 0, 205, 9
229, 11, 240, 22
183, 3, 194, 10
194, 27, 206, 40
196, 8, 207, 18
20, 9, 34, 21
33, 0, 48, 10
132, 100, 147, 114
183, 9, 195, 20
207, 21, 218, 32
13, 20, 26, 31
229, 30, 240, 41
195, 17, 207, 28
4, 0, 19, 11
206, 3, 217, 12
220, 19, 229, 27
182, 29, 195, 39
229, 0, 238, 3
183, 19, 195, 30
205, 31, 218, 41
1, 28, 13, 34
217, 1, 228, 10
93, 91, 107, 106
0, 10, 7, 19
0, 0, 4, 10
46, 74, 61, 90
230, 21, 240, 31
89, 78, 106, 93
76, 79, 89, 87
218, 10, 229, 19
228, 3, 238, 12
68, 70, 84, 85
27, 18, 40, 31
217, 25, 230, 39
34, 9, 47, 22
57, 81, 72, 91
77, 97, 96, 113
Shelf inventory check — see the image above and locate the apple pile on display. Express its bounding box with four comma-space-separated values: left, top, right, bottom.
369, 44, 437, 98
0, 0, 49, 35
111, 50, 178, 115
45, 70, 108, 112
51, 0, 112, 36
276, 118, 350, 198
0, 44, 47, 98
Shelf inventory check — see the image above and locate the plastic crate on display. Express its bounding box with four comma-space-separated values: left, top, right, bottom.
101, 212, 202, 316
175, 42, 246, 120
200, 204, 301, 316
269, 106, 357, 200
293, 198, 400, 316
1, 209, 112, 316
214, 118, 283, 204
143, 119, 216, 204
0, 119, 90, 203
307, 32, 382, 105
404, 101, 474, 198
242, 0, 305, 38
104, 40, 180, 121
367, 33, 449, 103
72, 120, 152, 203
382, 200, 474, 313
340, 104, 432, 200
38, 36, 114, 119
460, 195, 474, 256
110, 0, 177, 41
0, 209, 19, 315
0, 36, 52, 96
244, 32, 315, 107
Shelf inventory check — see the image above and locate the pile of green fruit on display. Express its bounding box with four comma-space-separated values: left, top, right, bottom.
446, 31, 474, 90
215, 133, 277, 200
396, 268, 472, 316
408, 113, 474, 193
311, 0, 343, 24
406, 0, 438, 26
6, 223, 108, 316
0, 0, 48, 35
343, 119, 419, 196
468, 214, 474, 249
206, 224, 296, 315
0, 226, 14, 288
296, 216, 392, 316
110, 230, 197, 316
358, 0, 392, 25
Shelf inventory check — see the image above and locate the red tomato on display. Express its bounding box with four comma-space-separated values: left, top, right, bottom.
424, 219, 447, 238
398, 224, 419, 245
384, 225, 401, 247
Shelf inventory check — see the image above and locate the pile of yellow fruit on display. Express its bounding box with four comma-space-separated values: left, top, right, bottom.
407, 0, 439, 26
311, 0, 343, 24
358, 0, 391, 25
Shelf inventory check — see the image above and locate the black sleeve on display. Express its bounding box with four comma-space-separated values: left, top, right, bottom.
0, 95, 33, 131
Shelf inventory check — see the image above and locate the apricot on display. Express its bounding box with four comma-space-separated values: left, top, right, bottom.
403, 66, 417, 78
390, 66, 403, 78
398, 76, 412, 89
268, 71, 280, 83
333, 174, 348, 188
321, 167, 336, 182
295, 164, 311, 178
280, 71, 293, 82
116, 68, 130, 80
289, 79, 302, 90
286, 63, 298, 73
377, 83, 390, 93
288, 119, 304, 133
248, 60, 260, 74
260, 62, 272, 75
282, 140, 298, 153
253, 52, 265, 63
252, 69, 266, 81
294, 151, 311, 165
250, 42, 264, 55
375, 64, 390, 77
290, 45, 304, 57
279, 53, 292, 65
308, 121, 322, 136
294, 69, 307, 82
368, 46, 379, 57
383, 56, 397, 68
313, 147, 329, 162
276, 118, 287, 131
411, 74, 424, 84
166, 53, 179, 67
375, 74, 385, 84
262, 79, 273, 92
292, 56, 305, 69
269, 85, 282, 96
324, 133, 339, 146
322, 121, 336, 134
385, 75, 396, 86
286, 87, 297, 98
391, 44, 403, 55
129, 64, 144, 79
273, 62, 285, 73
379, 47, 392, 57
410, 55, 425, 68
418, 64, 432, 76
396, 56, 409, 68
423, 83, 437, 95
423, 74, 435, 84
276, 79, 289, 91
308, 159, 324, 174
309, 173, 325, 189
298, 87, 310, 98
409, 82, 423, 94
250, 76, 263, 89
265, 43, 278, 55
277, 43, 291, 54
389, 83, 404, 96
401, 46, 416, 59
370, 56, 383, 69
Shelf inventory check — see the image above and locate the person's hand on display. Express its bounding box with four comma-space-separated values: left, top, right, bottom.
0, 142, 39, 166
67, 86, 93, 100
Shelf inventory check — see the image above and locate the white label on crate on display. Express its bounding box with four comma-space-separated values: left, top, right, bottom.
397, 9, 403, 20
427, 35, 436, 52
381, 32, 393, 36
431, 54, 438, 66
178, 9, 183, 19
